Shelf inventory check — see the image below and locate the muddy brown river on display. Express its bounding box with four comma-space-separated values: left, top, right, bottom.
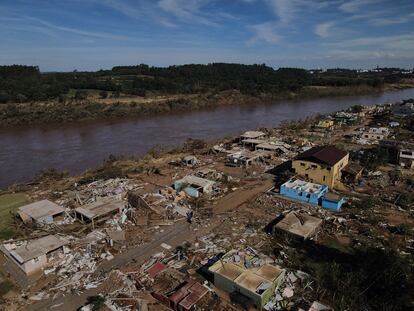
1, 88, 414, 189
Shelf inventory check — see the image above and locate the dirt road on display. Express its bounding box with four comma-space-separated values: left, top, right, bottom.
24, 177, 272, 311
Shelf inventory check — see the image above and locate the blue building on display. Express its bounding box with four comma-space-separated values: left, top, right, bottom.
280, 178, 344, 210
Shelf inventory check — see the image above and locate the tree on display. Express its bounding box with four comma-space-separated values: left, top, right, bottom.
74, 90, 87, 100
99, 91, 108, 99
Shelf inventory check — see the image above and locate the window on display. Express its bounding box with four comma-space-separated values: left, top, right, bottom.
306, 194, 311, 198
311, 165, 317, 169
300, 162, 305, 167
305, 174, 309, 178
323, 176, 326, 181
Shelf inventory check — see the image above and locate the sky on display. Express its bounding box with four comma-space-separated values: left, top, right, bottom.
0, 0, 414, 71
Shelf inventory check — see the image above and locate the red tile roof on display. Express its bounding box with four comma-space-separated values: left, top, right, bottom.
147, 262, 167, 278
296, 145, 348, 166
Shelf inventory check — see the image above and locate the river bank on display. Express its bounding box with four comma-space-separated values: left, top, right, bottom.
1, 87, 414, 190
1, 84, 412, 127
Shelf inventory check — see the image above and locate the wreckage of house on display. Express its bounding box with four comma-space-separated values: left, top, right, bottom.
272, 211, 322, 240
0, 235, 69, 275
255, 141, 290, 154
208, 248, 285, 310
240, 131, 266, 140
17, 200, 65, 225
75, 197, 125, 227
174, 175, 216, 198
226, 150, 271, 168
398, 149, 414, 169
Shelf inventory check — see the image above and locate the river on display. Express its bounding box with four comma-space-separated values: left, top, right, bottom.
1, 88, 414, 190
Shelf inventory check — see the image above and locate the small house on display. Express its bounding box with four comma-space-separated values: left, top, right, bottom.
17, 200, 65, 225
240, 131, 266, 140
0, 235, 69, 275
208, 248, 285, 310
75, 197, 125, 228
174, 175, 216, 198
280, 179, 328, 205
316, 120, 334, 129
273, 211, 322, 240
226, 150, 271, 168
398, 149, 414, 169
321, 193, 345, 211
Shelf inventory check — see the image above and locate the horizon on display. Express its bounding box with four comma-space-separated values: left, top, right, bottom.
1, 0, 414, 71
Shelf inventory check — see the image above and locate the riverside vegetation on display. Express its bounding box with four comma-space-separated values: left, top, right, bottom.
0, 64, 413, 126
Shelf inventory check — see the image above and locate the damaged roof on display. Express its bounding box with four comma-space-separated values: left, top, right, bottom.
8, 235, 69, 263
275, 212, 322, 239
18, 200, 65, 221
296, 145, 348, 166
75, 197, 125, 220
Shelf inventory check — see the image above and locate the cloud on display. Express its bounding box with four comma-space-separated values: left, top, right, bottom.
158, 0, 216, 26
315, 21, 335, 38
248, 22, 282, 45
4, 15, 137, 41
328, 33, 414, 51
369, 13, 414, 26
339, 0, 379, 13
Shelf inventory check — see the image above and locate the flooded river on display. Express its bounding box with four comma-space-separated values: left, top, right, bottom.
1, 88, 414, 189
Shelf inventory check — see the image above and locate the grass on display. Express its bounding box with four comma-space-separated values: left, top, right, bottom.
0, 193, 29, 240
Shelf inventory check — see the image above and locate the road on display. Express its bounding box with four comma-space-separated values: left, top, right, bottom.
25, 177, 272, 311
25, 221, 191, 311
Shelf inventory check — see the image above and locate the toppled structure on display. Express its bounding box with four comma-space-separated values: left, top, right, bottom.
208, 248, 285, 310
17, 200, 65, 225
241, 131, 266, 140
75, 197, 125, 228
226, 150, 271, 168
1, 235, 69, 275
360, 127, 390, 141
272, 211, 322, 240
174, 175, 216, 198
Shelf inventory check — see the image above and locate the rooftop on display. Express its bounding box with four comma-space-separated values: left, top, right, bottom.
282, 179, 326, 195
18, 200, 65, 221
241, 131, 266, 139
178, 175, 215, 188
75, 197, 125, 220
296, 145, 348, 167
275, 212, 322, 239
209, 248, 283, 296
8, 235, 69, 264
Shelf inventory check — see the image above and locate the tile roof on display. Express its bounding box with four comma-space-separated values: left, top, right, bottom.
296, 145, 348, 166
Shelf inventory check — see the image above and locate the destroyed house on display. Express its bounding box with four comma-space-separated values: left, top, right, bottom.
152, 277, 209, 311
398, 149, 414, 169
240, 131, 266, 140
273, 212, 322, 240
226, 150, 271, 167
292, 145, 349, 188
280, 179, 345, 210
17, 200, 65, 225
208, 248, 285, 310
255, 141, 290, 154
75, 197, 125, 226
280, 179, 328, 205
0, 235, 68, 275
174, 175, 216, 198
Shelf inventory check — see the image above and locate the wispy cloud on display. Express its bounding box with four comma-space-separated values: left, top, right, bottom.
339, 0, 381, 13
369, 13, 414, 26
158, 0, 217, 26
247, 22, 282, 45
314, 21, 335, 38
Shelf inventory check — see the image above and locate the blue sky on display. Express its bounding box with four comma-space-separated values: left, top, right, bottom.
1, 0, 414, 71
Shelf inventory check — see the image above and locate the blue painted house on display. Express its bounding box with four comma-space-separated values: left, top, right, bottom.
280, 178, 344, 210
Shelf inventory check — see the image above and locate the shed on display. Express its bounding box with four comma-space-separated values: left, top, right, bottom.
17, 200, 65, 225
273, 212, 322, 239
1, 235, 69, 275
75, 197, 125, 227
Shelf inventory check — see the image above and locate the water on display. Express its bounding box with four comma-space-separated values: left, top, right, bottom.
1, 88, 414, 189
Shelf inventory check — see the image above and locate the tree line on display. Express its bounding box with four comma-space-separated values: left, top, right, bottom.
0, 63, 411, 103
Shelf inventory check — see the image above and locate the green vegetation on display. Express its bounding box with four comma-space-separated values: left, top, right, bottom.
1, 64, 411, 104
351, 146, 390, 170
0, 193, 29, 239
